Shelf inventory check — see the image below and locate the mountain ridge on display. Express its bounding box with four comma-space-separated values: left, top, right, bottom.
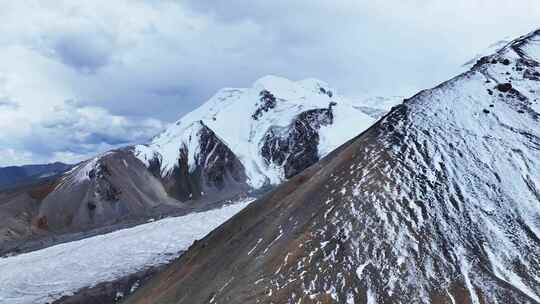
124, 28, 540, 304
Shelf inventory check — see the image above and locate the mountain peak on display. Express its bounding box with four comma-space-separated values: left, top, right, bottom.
252, 75, 295, 92
134, 76, 381, 189
252, 75, 335, 101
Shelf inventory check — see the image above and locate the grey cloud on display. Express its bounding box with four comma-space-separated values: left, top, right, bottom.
5, 101, 165, 164
149, 84, 192, 98
179, 0, 540, 96
0, 97, 19, 110
83, 133, 131, 146
44, 31, 117, 73
53, 34, 113, 72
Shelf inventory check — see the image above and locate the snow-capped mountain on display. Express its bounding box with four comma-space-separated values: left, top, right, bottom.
125, 29, 540, 304
133, 76, 377, 190
0, 76, 391, 249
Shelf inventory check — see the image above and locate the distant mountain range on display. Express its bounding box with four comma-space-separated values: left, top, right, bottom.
0, 162, 72, 190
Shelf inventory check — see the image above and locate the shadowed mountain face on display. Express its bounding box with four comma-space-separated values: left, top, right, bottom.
125, 30, 540, 304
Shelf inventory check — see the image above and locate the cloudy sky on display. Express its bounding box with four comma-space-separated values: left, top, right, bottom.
1, 0, 539, 166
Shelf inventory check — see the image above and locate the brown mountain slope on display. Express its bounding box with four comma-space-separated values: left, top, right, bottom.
125, 30, 540, 304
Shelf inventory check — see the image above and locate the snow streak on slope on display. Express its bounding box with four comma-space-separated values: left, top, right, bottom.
257, 30, 540, 303
0, 198, 253, 304
134, 76, 379, 188
55, 152, 112, 188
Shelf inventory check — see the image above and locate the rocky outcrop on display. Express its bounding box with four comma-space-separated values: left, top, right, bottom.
252, 90, 277, 120
261, 105, 334, 178
159, 122, 249, 202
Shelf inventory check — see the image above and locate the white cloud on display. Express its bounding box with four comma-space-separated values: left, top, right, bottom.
0, 96, 165, 166
0, 0, 539, 165
0, 149, 36, 167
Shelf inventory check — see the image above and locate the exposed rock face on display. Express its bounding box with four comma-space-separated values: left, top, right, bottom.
525, 69, 540, 81
159, 122, 249, 202
496, 82, 513, 92
261, 107, 334, 178
252, 90, 277, 120
125, 29, 540, 304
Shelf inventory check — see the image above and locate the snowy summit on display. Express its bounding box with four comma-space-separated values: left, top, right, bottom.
134, 75, 381, 188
